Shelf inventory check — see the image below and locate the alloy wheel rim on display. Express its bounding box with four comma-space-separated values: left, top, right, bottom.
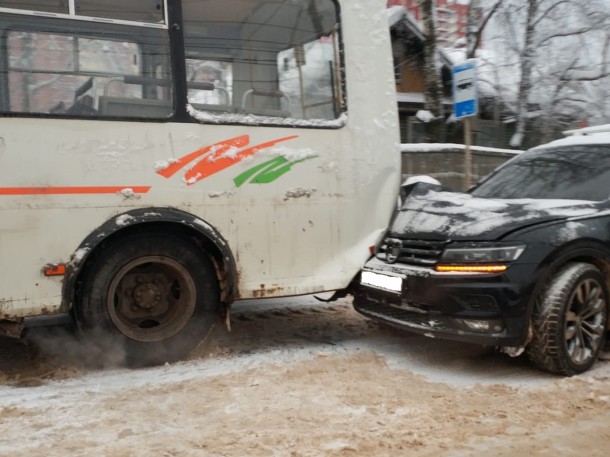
564, 278, 607, 365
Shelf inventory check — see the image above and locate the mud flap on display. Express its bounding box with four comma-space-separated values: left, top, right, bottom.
0, 319, 25, 339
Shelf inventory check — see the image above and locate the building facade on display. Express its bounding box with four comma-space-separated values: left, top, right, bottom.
387, 0, 469, 47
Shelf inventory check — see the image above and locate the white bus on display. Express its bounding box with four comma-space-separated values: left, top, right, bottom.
0, 0, 400, 364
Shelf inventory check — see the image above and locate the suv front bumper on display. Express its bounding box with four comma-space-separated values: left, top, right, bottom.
353, 258, 537, 347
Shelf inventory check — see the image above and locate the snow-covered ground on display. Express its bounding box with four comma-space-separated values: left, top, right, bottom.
1, 296, 609, 456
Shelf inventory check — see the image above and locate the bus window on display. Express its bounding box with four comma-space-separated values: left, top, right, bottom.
1, 14, 173, 118
278, 35, 340, 120
75, 0, 165, 24
186, 59, 233, 109
0, 0, 164, 24
0, 0, 68, 14
183, 0, 342, 123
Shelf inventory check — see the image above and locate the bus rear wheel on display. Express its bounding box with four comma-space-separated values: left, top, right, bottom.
75, 232, 221, 366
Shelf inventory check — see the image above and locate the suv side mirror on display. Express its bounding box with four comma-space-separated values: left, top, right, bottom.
400, 175, 442, 203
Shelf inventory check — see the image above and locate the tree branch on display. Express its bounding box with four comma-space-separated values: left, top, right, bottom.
467, 0, 503, 58
560, 34, 610, 81
560, 70, 610, 82
531, 0, 572, 28
537, 27, 594, 47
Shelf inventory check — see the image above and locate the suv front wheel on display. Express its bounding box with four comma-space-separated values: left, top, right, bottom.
527, 262, 608, 376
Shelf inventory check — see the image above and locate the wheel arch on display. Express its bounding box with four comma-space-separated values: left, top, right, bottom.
525, 238, 610, 326
62, 207, 238, 313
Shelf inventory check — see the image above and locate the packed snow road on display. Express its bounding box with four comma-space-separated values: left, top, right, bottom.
1, 296, 609, 456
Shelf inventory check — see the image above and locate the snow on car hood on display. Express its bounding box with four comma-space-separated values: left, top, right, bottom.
391, 189, 599, 240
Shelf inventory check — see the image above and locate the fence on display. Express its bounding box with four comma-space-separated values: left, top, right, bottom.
401, 143, 523, 191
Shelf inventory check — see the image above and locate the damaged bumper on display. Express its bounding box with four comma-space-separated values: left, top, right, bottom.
353, 258, 536, 347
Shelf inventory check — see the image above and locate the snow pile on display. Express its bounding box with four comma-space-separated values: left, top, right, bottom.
115, 214, 135, 227
415, 110, 436, 123
401, 143, 522, 155
386, 5, 406, 27
535, 130, 610, 149
402, 175, 441, 187
564, 124, 610, 136
186, 105, 347, 128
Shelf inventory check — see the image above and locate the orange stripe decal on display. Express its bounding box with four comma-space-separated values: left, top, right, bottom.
184, 135, 299, 185
156, 135, 249, 178
156, 134, 300, 186
0, 186, 152, 195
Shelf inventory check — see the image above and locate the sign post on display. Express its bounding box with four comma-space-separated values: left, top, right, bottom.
452, 59, 478, 189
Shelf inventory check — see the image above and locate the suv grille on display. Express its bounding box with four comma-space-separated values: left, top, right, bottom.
378, 238, 447, 267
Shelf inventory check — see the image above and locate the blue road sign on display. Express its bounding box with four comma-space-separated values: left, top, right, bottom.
452, 59, 478, 119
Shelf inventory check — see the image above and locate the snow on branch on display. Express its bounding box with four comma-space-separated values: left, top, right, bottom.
537, 28, 595, 47
466, 0, 502, 59
560, 35, 610, 81
560, 69, 610, 82
531, 0, 572, 28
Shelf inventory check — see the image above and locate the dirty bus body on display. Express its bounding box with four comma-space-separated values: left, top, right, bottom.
0, 1, 399, 364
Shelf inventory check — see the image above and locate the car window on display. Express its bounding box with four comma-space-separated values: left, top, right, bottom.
471, 145, 610, 201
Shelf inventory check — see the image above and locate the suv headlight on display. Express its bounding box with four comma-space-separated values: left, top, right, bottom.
435, 243, 526, 273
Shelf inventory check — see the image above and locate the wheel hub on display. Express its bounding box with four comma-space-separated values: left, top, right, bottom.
108, 256, 197, 342
118, 271, 171, 320
133, 283, 162, 310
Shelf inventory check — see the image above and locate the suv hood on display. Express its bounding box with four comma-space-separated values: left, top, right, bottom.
391, 189, 599, 241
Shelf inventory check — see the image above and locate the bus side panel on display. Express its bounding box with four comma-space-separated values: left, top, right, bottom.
0, 0, 399, 317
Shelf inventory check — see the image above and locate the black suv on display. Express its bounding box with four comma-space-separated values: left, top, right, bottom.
353, 128, 610, 375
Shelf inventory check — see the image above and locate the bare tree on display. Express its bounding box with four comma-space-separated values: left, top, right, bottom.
418, 0, 445, 141
466, 0, 503, 59
487, 0, 610, 147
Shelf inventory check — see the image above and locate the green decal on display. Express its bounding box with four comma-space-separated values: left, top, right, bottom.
234, 155, 317, 187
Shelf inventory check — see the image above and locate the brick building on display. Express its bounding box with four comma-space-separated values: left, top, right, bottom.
387, 0, 469, 47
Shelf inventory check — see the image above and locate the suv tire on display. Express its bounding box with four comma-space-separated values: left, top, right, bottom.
527, 262, 608, 376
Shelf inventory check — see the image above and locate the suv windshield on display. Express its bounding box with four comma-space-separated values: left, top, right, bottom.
471, 144, 610, 201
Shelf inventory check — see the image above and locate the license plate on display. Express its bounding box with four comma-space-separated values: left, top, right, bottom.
361, 270, 403, 293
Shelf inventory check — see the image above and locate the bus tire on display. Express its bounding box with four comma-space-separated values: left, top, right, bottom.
75, 231, 221, 366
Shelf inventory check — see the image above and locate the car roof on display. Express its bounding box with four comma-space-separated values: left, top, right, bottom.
533, 124, 610, 150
